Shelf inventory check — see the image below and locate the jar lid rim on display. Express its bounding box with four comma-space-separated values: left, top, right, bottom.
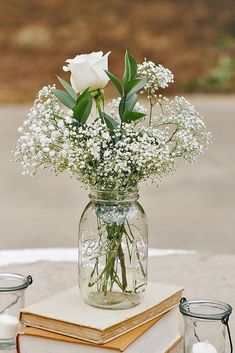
0, 273, 33, 292
179, 299, 232, 320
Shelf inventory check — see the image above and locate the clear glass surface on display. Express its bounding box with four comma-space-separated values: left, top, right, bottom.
0, 274, 32, 350
180, 299, 232, 353
78, 189, 148, 309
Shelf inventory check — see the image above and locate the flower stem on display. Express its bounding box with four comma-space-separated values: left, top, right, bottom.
94, 90, 105, 124
148, 95, 158, 126
118, 243, 127, 290
149, 102, 153, 126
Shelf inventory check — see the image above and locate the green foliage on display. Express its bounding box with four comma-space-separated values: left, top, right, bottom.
119, 93, 139, 120
105, 50, 146, 126
73, 95, 92, 124
118, 51, 146, 123
105, 70, 123, 96
118, 96, 126, 119
122, 50, 137, 88
128, 52, 137, 78
54, 77, 92, 124
125, 78, 147, 97
122, 111, 146, 123
102, 113, 118, 131
56, 76, 77, 101
73, 89, 92, 124
53, 89, 76, 109
102, 113, 118, 142
76, 88, 89, 104
125, 93, 138, 112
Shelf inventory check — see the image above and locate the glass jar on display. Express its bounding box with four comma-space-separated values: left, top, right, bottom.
78, 188, 148, 309
179, 298, 233, 353
0, 273, 33, 350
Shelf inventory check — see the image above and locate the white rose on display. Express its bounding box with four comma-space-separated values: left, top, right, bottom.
63, 51, 110, 93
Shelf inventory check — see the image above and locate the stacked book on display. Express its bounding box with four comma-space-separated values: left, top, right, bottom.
17, 282, 183, 353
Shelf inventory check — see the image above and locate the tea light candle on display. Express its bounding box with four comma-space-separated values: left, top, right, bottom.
0, 314, 19, 339
192, 341, 218, 353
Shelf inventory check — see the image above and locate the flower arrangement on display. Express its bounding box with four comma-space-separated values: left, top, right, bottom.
14, 51, 211, 191
13, 51, 212, 308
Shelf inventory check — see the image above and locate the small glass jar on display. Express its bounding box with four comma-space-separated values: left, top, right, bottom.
0, 273, 33, 350
78, 188, 148, 310
179, 298, 233, 353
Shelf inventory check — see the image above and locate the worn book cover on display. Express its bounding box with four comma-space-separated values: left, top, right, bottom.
20, 281, 183, 343
18, 308, 182, 353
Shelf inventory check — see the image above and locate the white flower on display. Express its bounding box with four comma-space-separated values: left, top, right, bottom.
137, 60, 174, 98
63, 51, 110, 93
65, 116, 73, 124
58, 120, 64, 128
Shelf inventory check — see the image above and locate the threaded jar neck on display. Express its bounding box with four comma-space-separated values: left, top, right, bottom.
89, 188, 139, 203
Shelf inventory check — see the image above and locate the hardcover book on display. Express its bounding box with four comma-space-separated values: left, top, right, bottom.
18, 308, 181, 353
20, 282, 183, 344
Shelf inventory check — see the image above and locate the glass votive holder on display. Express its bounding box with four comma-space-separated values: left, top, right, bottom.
179, 298, 233, 353
0, 273, 33, 350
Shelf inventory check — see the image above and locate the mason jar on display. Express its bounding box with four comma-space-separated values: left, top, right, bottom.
179, 298, 233, 353
78, 188, 148, 309
0, 273, 33, 350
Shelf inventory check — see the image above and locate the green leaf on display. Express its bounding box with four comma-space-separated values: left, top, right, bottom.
73, 95, 92, 124
128, 53, 137, 79
118, 93, 138, 121
102, 113, 118, 143
56, 76, 77, 101
53, 89, 76, 109
76, 88, 90, 104
73, 100, 87, 121
122, 111, 146, 123
105, 70, 123, 96
125, 78, 147, 97
122, 50, 132, 88
125, 93, 138, 112
122, 50, 138, 88
81, 97, 92, 124
103, 113, 118, 131
119, 95, 126, 119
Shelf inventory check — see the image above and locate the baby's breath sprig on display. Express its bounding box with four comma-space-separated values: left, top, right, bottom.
137, 59, 174, 126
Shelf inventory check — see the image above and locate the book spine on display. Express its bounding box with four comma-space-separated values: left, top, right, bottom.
16, 333, 21, 353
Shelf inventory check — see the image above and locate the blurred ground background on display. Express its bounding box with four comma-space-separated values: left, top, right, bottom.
0, 0, 235, 252
1, 0, 235, 102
